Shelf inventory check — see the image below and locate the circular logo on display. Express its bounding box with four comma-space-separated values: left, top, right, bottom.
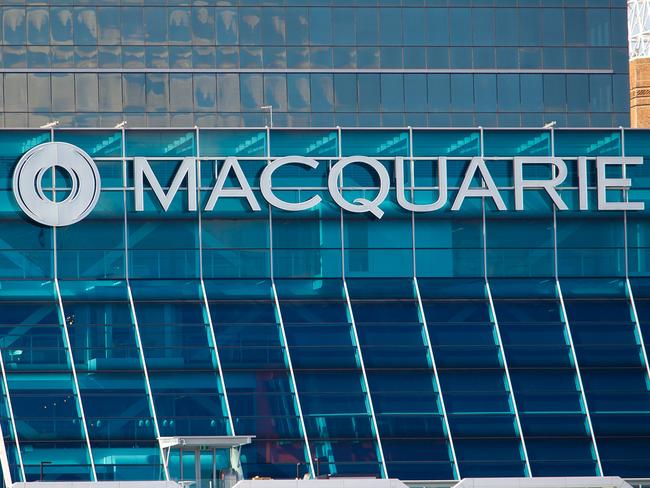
13, 142, 101, 227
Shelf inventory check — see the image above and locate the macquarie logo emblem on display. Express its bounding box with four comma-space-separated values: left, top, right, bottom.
13, 142, 101, 227
12, 141, 646, 227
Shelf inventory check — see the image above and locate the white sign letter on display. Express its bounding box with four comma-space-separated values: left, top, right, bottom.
328, 156, 390, 219
514, 157, 568, 210
395, 157, 448, 212
597, 157, 644, 211
205, 157, 261, 211
451, 157, 506, 211
260, 156, 322, 211
134, 157, 197, 211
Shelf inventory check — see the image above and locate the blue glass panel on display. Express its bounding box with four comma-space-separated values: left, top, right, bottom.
276, 279, 383, 478
130, 280, 230, 438
347, 278, 456, 480
0, 131, 53, 279
0, 370, 23, 482
490, 278, 598, 476
58, 280, 162, 480
125, 130, 195, 158
554, 130, 621, 157
412, 130, 480, 157
269, 130, 337, 158
53, 130, 122, 158
418, 278, 527, 478
204, 279, 309, 478
483, 130, 551, 157
340, 130, 408, 157
0, 281, 93, 481
199, 129, 266, 158
562, 278, 650, 476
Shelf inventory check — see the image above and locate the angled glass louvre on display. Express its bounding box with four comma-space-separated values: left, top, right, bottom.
630, 277, 650, 373
128, 280, 231, 443
0, 364, 22, 483
57, 280, 163, 481
275, 279, 384, 478
561, 278, 650, 477
203, 279, 310, 479
0, 281, 94, 481
489, 278, 599, 476
346, 278, 456, 480
418, 278, 528, 478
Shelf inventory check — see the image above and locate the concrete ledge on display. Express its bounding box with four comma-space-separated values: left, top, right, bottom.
12, 482, 181, 488
233, 479, 409, 488
453, 477, 633, 488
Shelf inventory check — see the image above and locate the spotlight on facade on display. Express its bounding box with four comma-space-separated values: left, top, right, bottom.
260, 105, 273, 127
39, 121, 59, 129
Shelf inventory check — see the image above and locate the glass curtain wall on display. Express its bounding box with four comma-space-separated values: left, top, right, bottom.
0, 4, 631, 127
1, 128, 650, 481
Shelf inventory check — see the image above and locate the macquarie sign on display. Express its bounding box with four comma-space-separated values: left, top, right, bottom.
12, 141, 646, 227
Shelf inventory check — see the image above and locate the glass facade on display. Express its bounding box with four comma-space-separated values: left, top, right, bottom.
0, 1, 631, 128
0, 127, 649, 483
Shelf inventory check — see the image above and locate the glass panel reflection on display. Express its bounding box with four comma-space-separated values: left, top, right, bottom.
347, 278, 456, 480
0, 281, 94, 481
418, 278, 527, 478
204, 279, 310, 479
561, 279, 650, 477
276, 279, 384, 478
59, 280, 163, 481
129, 280, 231, 438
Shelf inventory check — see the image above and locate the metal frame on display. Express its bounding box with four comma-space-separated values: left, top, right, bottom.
478, 126, 532, 477
270, 282, 316, 479
2, 125, 650, 481
200, 280, 236, 437
556, 281, 604, 476
120, 125, 171, 481
407, 125, 460, 479
0, 334, 25, 484
50, 129, 97, 482
264, 124, 316, 478
336, 125, 388, 478
342, 279, 388, 479
196, 125, 237, 438
413, 278, 460, 480
53, 279, 98, 482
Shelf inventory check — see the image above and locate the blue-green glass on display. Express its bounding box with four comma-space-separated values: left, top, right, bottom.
125, 130, 196, 158
53, 131, 122, 158
58, 280, 163, 481
412, 130, 480, 157
418, 278, 528, 478
483, 130, 551, 157
561, 278, 650, 477
341, 130, 408, 157
490, 278, 599, 477
129, 280, 231, 438
0, 280, 94, 481
199, 130, 266, 158
204, 279, 310, 479
276, 279, 384, 478
269, 129, 338, 157
554, 130, 622, 157
347, 278, 456, 480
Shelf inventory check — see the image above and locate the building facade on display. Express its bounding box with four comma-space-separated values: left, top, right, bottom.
0, 0, 647, 487
0, 127, 649, 485
0, 1, 632, 128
